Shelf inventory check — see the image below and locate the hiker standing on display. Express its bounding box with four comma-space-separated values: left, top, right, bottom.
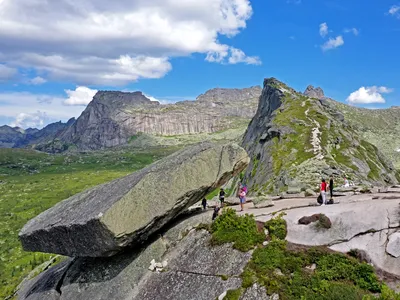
239, 188, 246, 211
329, 176, 334, 200
202, 198, 207, 210
219, 188, 225, 208
320, 179, 327, 206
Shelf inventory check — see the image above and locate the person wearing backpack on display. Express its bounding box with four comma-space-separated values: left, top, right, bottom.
320, 178, 327, 206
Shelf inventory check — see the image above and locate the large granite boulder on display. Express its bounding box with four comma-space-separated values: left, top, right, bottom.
19, 142, 249, 257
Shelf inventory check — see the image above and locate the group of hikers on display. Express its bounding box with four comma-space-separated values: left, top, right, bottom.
203, 176, 350, 220
204, 183, 247, 220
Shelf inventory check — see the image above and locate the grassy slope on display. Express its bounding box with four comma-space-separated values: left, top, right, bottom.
0, 147, 179, 298
330, 101, 400, 169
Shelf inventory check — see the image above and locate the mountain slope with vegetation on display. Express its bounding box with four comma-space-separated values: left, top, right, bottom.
329, 101, 400, 169
242, 78, 399, 195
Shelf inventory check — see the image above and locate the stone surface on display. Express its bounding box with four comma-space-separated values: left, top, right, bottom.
19, 142, 249, 257
253, 198, 274, 209
386, 232, 400, 258
240, 283, 269, 300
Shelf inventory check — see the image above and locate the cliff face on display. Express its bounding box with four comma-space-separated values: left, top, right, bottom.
59, 87, 261, 150
242, 78, 399, 195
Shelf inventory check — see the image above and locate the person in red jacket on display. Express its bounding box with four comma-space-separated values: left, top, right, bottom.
320, 179, 327, 206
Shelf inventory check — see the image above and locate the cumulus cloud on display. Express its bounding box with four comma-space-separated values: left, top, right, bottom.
319, 23, 329, 37
389, 5, 400, 17
321, 36, 344, 51
0, 0, 259, 85
228, 48, 261, 65
0, 64, 17, 81
64, 86, 98, 106
346, 86, 394, 104
344, 28, 359, 36
10, 111, 49, 128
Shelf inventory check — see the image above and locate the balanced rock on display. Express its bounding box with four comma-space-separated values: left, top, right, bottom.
19, 142, 249, 257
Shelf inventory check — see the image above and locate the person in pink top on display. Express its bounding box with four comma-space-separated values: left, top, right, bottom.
320, 179, 327, 206
239, 188, 246, 211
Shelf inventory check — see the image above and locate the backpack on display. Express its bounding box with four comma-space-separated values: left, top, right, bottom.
317, 194, 323, 204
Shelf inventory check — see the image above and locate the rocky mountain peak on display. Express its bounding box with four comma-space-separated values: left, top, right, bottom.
92, 90, 159, 107
304, 85, 325, 99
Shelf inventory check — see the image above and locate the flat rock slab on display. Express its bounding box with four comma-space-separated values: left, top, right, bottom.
19, 142, 249, 257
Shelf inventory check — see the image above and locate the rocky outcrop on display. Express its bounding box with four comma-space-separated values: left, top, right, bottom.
242, 78, 399, 196
18, 212, 252, 300
19, 142, 249, 257
304, 85, 325, 99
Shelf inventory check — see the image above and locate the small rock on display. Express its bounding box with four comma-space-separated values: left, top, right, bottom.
271, 293, 280, 300
155, 262, 163, 268
305, 264, 316, 271
162, 260, 168, 268
274, 268, 284, 276
218, 291, 227, 300
387, 232, 400, 258
263, 241, 269, 246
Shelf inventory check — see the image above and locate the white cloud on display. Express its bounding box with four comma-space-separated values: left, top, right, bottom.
10, 111, 49, 128
346, 86, 393, 104
0, 0, 259, 86
321, 35, 344, 51
319, 23, 329, 37
29, 76, 47, 85
0, 91, 86, 128
389, 5, 400, 17
0, 64, 17, 81
64, 87, 98, 106
228, 48, 262, 65
344, 28, 359, 36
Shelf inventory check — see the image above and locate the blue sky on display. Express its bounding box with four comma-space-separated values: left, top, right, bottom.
0, 0, 399, 128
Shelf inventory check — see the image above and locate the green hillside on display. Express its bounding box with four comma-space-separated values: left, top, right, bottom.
0, 147, 179, 299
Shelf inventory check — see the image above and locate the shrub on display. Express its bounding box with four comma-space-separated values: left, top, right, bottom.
265, 212, 287, 240
211, 209, 265, 252
223, 288, 243, 300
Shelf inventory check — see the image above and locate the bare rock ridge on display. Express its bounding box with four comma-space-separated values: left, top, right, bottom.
242, 78, 399, 195
304, 85, 325, 99
19, 142, 250, 257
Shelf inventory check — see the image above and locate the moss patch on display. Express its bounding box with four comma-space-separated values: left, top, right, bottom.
211, 209, 265, 252
223, 288, 243, 300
